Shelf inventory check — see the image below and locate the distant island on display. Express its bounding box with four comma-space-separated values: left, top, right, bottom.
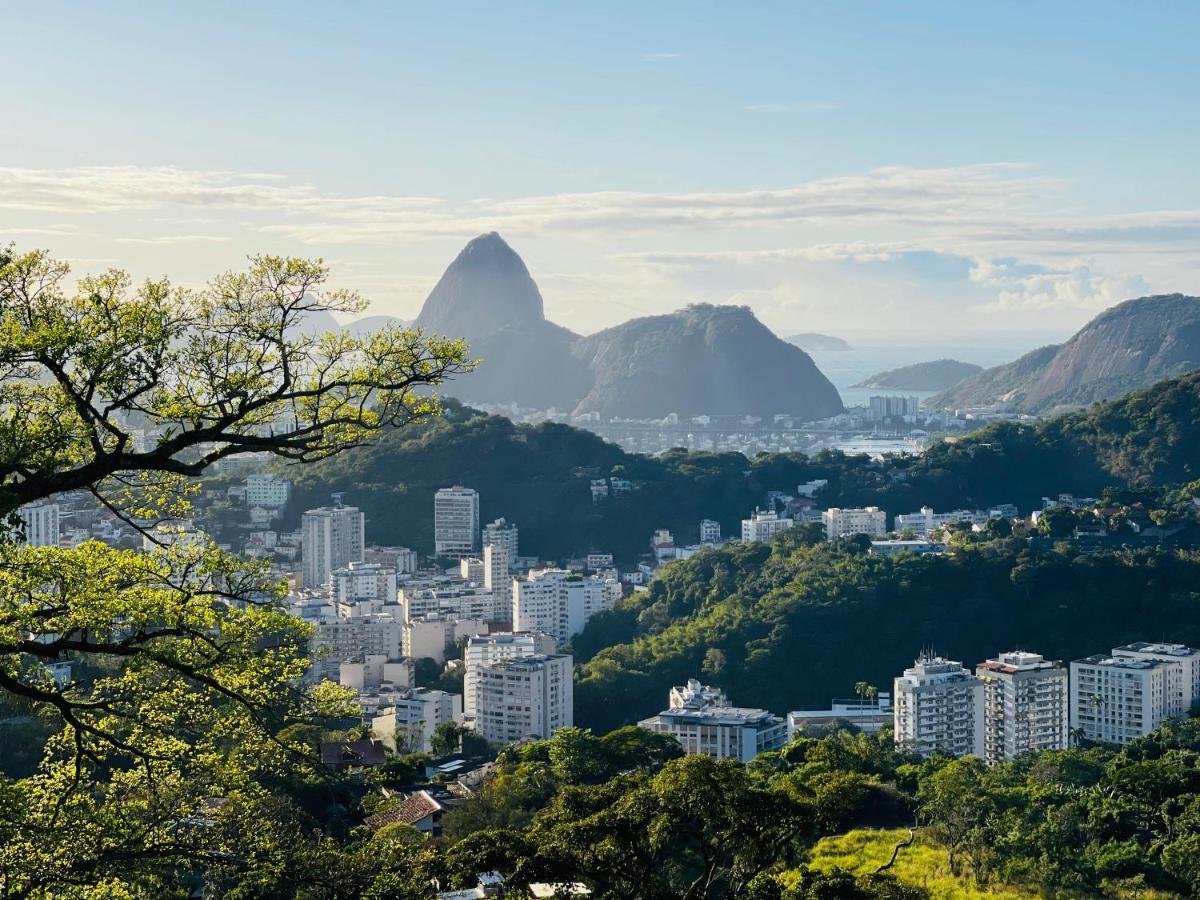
786, 332, 852, 352
853, 358, 982, 391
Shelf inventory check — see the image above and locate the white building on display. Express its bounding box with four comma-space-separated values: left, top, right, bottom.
1112, 642, 1200, 715
400, 581, 497, 623
403, 616, 490, 665
302, 499, 365, 589
483, 544, 512, 623
244, 473, 290, 509
472, 654, 573, 745
512, 568, 621, 644
17, 502, 60, 547
332, 562, 398, 615
637, 706, 787, 763
339, 654, 414, 693
823, 507, 887, 540
481, 517, 519, 566
699, 519, 722, 545
586, 552, 615, 571
365, 545, 419, 575
869, 395, 920, 421
741, 509, 793, 544
1070, 642, 1200, 745
372, 688, 463, 753
975, 651, 1068, 763
669, 678, 730, 710
310, 614, 402, 681
789, 693, 894, 735
463, 631, 558, 724
893, 655, 984, 759
894, 506, 989, 536
434, 486, 480, 560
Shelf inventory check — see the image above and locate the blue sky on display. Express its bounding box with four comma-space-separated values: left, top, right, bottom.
3, 1, 1198, 345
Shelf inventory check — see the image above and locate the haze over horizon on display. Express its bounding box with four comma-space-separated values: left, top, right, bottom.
3, 1, 1198, 345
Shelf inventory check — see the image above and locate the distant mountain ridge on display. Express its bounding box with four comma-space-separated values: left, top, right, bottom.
410, 233, 843, 419
930, 294, 1200, 412
854, 358, 982, 391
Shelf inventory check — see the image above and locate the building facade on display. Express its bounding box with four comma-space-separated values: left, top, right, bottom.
302, 500, 365, 589
481, 517, 519, 565
637, 706, 787, 763
372, 688, 463, 753
975, 650, 1068, 763
434, 486, 480, 560
740, 509, 793, 544
893, 655, 984, 759
245, 473, 291, 509
18, 502, 60, 547
512, 568, 621, 644
472, 654, 573, 744
463, 631, 558, 723
823, 507, 887, 540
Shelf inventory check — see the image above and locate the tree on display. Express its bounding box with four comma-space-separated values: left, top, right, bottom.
0, 249, 471, 895
854, 681, 878, 707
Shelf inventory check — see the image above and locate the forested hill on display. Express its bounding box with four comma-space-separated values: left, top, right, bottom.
278, 370, 1200, 561
572, 538, 1200, 733
281, 404, 825, 562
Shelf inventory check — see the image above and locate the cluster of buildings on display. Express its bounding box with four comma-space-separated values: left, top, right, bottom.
892, 642, 1200, 762
278, 486, 612, 755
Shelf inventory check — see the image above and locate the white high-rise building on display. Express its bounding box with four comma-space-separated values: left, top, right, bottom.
893, 655, 984, 759
823, 507, 887, 540
1111, 642, 1200, 716
244, 474, 291, 509
700, 519, 722, 544
473, 653, 573, 744
740, 509, 793, 544
975, 650, 1068, 763
302, 499, 365, 589
17, 502, 60, 547
481, 517, 519, 565
483, 544, 512, 623
1070, 642, 1200, 746
434, 486, 480, 560
372, 688, 463, 753
512, 568, 621, 644
463, 631, 558, 723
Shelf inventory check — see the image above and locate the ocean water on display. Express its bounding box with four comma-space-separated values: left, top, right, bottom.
804, 335, 1047, 408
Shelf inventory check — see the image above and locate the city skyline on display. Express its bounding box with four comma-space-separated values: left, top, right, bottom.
3, 2, 1198, 341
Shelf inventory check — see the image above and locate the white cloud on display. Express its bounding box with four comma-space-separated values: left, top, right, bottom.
641, 52, 682, 61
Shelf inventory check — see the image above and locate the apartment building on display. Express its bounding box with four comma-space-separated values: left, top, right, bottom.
463, 632, 558, 724
372, 688, 463, 753
302, 499, 365, 589
481, 517, 519, 565
512, 568, 621, 644
472, 654, 573, 744
434, 486, 480, 560
637, 706, 787, 763
823, 507, 887, 540
740, 509, 793, 544
975, 650, 1068, 763
893, 655, 984, 759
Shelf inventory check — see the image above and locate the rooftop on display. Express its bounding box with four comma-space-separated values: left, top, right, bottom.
1075, 654, 1162, 670
319, 738, 387, 768
644, 706, 783, 727
1115, 641, 1200, 658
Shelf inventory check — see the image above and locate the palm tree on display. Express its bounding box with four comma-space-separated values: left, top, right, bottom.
854, 681, 878, 708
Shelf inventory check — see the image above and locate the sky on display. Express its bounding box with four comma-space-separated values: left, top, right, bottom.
3, 1, 1199, 349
